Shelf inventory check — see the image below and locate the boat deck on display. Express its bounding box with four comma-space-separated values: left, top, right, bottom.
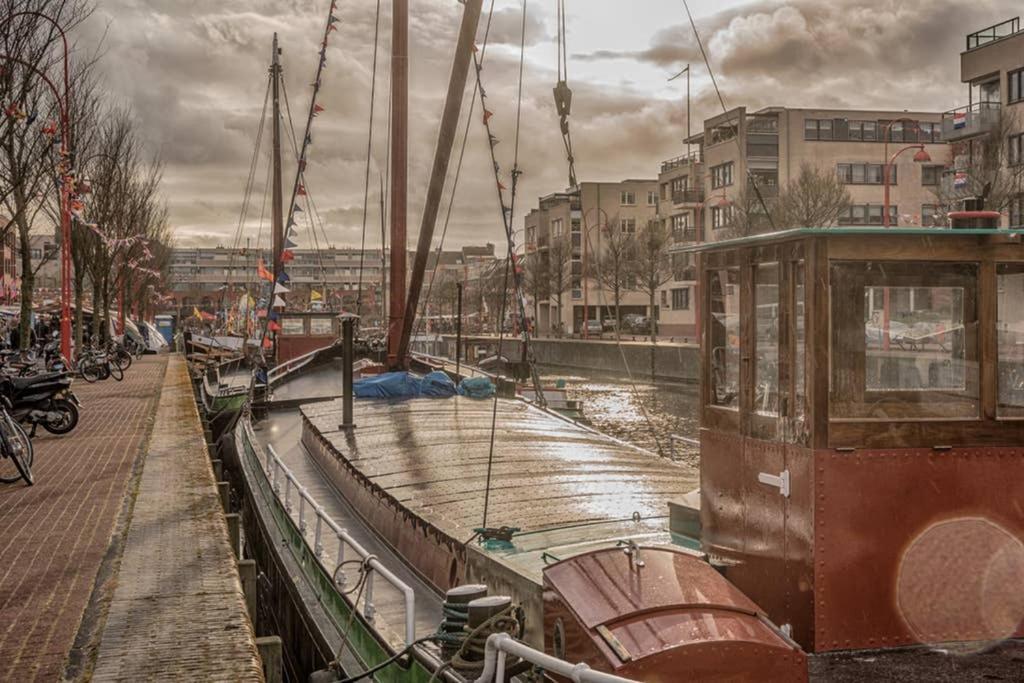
301, 396, 699, 580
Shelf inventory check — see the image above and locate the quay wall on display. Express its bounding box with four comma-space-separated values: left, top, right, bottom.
442, 335, 700, 383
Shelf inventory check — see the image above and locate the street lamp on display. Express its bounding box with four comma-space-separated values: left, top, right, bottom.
1, 11, 73, 360
881, 118, 931, 228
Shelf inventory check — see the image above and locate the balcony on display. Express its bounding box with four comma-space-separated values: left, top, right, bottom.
966, 17, 1020, 50
660, 149, 703, 174
672, 229, 698, 243
672, 188, 704, 205
942, 102, 1001, 142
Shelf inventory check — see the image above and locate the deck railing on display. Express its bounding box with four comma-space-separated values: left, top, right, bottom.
257, 436, 417, 646
266, 344, 331, 386
475, 633, 636, 683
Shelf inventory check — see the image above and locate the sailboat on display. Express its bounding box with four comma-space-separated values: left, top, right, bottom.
210, 2, 809, 682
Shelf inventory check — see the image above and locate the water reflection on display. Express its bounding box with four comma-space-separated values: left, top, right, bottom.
538, 366, 701, 468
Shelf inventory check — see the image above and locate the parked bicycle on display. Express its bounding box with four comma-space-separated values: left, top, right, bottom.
0, 398, 33, 486
77, 348, 124, 383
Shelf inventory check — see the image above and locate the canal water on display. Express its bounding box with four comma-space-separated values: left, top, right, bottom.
538, 367, 701, 469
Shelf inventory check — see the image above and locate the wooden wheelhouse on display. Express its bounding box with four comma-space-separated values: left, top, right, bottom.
690, 227, 1024, 653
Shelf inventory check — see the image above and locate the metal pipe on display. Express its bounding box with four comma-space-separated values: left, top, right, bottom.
387, 0, 408, 367
455, 282, 463, 376
474, 633, 636, 683
396, 0, 484, 367
340, 315, 356, 429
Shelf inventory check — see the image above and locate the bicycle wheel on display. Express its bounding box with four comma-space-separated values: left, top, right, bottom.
0, 413, 33, 485
81, 361, 101, 383
109, 361, 124, 382
114, 349, 132, 371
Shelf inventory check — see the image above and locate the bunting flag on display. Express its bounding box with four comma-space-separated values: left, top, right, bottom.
281, 250, 295, 262
483, 109, 494, 124
297, 184, 307, 196
257, 259, 274, 282
328, 16, 339, 31
193, 306, 202, 319
284, 236, 298, 249
272, 295, 286, 308
293, 203, 303, 213
269, 310, 280, 321
277, 271, 290, 284
262, 337, 273, 350
310, 290, 323, 302
497, 179, 507, 191
275, 282, 290, 295
268, 320, 282, 332
313, 104, 325, 116
298, 159, 307, 172
304, 133, 312, 146
488, 134, 499, 148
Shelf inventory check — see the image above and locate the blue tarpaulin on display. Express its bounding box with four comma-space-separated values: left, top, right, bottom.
420, 371, 458, 397
353, 372, 423, 399
458, 376, 496, 399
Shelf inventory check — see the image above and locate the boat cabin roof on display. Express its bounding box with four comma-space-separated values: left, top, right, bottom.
691, 226, 1024, 450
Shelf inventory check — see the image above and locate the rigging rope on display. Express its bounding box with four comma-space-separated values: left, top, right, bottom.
356, 0, 383, 318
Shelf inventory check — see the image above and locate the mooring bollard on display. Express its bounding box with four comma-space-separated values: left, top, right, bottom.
225, 513, 240, 557
217, 481, 230, 512
238, 558, 257, 617
255, 635, 283, 683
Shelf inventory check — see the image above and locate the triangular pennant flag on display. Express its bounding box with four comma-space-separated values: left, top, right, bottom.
277, 271, 290, 284
310, 290, 323, 302
25, 112, 37, 126
273, 295, 286, 308
497, 180, 507, 191
329, 15, 340, 24
269, 310, 280, 321
284, 237, 298, 249
488, 134, 500, 148
275, 283, 290, 295
298, 159, 307, 172
257, 260, 274, 282
313, 104, 324, 116
483, 109, 494, 125
281, 250, 295, 262
268, 320, 282, 332
297, 184, 307, 196
293, 204, 303, 213
262, 337, 273, 349
304, 134, 312, 146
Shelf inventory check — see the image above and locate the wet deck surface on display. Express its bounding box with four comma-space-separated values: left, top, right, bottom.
255, 406, 444, 643
301, 396, 699, 543
91, 355, 262, 681
269, 358, 346, 403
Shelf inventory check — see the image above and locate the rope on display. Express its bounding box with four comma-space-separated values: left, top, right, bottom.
356, 0, 384, 318
429, 602, 520, 682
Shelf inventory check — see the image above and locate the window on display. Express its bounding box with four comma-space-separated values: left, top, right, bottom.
998, 263, 1024, 416
1010, 68, 1024, 104
754, 263, 780, 416
819, 119, 833, 140
310, 317, 333, 335
917, 122, 941, 143
804, 119, 819, 141
1009, 133, 1024, 166
552, 218, 564, 237
620, 191, 636, 206
830, 261, 979, 420
661, 290, 669, 308
711, 205, 733, 229
672, 287, 690, 310
620, 217, 637, 234
281, 318, 305, 335
844, 120, 879, 142
922, 165, 943, 186
647, 190, 658, 206
660, 183, 669, 200
671, 176, 688, 193
670, 213, 690, 235
708, 267, 740, 409
838, 204, 898, 226
836, 163, 892, 185
1010, 194, 1024, 227
921, 204, 944, 227
711, 162, 734, 189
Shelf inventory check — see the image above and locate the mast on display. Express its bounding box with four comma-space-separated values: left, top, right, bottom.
270, 33, 284, 363
387, 0, 408, 367
396, 0, 483, 365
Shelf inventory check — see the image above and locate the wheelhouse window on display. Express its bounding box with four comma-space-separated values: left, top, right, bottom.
754, 263, 780, 416
830, 261, 979, 420
708, 267, 740, 410
997, 263, 1024, 417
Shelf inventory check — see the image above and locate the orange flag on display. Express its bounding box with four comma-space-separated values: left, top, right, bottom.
257, 259, 273, 282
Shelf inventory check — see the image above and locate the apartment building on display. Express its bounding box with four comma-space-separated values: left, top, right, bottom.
943, 17, 1024, 225
656, 106, 950, 337
523, 179, 659, 335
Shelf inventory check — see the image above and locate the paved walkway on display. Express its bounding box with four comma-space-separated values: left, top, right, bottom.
0, 355, 168, 682
91, 355, 262, 681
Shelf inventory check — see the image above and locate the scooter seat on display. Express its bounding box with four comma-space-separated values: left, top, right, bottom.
8, 371, 68, 390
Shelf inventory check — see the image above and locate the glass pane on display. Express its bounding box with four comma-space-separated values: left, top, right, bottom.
794, 262, 807, 428
281, 318, 305, 335
830, 261, 979, 420
998, 264, 1024, 417
755, 263, 780, 415
709, 268, 740, 410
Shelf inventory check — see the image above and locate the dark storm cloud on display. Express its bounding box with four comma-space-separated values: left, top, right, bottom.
85, 0, 1016, 247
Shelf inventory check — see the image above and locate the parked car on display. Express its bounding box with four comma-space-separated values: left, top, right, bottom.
584, 319, 603, 337
602, 317, 617, 331
632, 316, 657, 334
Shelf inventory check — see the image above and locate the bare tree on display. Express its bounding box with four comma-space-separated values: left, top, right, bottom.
774, 162, 852, 229
590, 220, 636, 331
629, 219, 673, 344
520, 249, 548, 333
935, 108, 1024, 217
546, 234, 572, 337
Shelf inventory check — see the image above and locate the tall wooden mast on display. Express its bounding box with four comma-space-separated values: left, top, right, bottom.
386, 0, 408, 367
270, 33, 284, 363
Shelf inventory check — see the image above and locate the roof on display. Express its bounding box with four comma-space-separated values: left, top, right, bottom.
679, 227, 1024, 253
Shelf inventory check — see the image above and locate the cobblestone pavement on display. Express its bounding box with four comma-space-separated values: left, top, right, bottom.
0, 355, 168, 682
91, 354, 262, 681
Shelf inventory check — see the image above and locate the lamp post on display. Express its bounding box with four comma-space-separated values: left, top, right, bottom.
580, 206, 608, 339
881, 118, 931, 228
1, 12, 73, 360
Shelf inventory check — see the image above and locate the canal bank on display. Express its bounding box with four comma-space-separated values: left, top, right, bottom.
442, 335, 699, 382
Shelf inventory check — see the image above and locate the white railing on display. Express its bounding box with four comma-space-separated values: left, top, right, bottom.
266, 345, 330, 386
475, 633, 637, 683
251, 431, 416, 646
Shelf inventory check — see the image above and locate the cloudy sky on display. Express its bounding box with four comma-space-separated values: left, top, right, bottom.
82, 0, 1018, 250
